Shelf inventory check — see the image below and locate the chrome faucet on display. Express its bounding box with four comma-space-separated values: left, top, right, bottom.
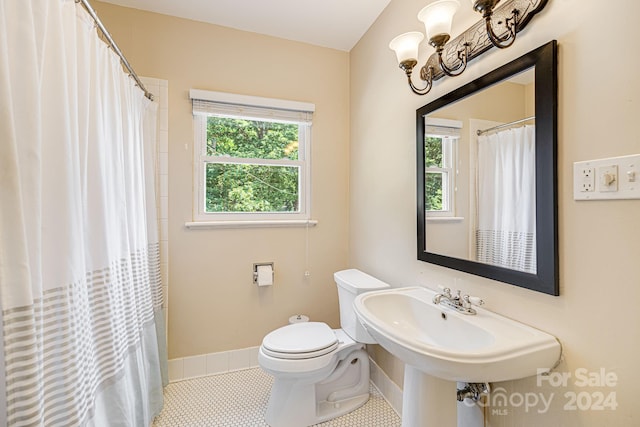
432, 287, 456, 305
433, 287, 484, 315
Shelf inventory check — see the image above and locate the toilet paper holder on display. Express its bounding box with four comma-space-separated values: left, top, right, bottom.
253, 262, 274, 286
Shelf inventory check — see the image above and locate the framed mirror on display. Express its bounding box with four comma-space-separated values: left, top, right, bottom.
417, 40, 558, 295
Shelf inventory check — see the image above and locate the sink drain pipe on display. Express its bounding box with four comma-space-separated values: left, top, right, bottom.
457, 382, 491, 402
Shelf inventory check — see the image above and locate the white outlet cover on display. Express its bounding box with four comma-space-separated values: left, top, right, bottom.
578, 166, 595, 192
574, 154, 640, 200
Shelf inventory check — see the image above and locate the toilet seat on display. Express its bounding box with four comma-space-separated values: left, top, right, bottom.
261, 322, 339, 360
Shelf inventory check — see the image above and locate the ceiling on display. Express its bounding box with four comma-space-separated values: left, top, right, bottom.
98, 0, 393, 52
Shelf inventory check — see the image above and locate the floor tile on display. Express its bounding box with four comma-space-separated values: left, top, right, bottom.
153, 368, 401, 426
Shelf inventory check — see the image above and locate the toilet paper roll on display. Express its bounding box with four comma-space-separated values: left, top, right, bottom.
256, 264, 273, 286
289, 314, 310, 324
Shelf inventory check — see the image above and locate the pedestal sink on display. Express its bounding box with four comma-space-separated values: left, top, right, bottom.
353, 287, 561, 426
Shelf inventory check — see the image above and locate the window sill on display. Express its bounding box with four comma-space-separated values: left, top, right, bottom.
185, 219, 318, 230
426, 216, 464, 222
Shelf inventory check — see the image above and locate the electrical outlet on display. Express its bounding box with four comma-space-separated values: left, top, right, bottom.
574, 163, 596, 199
580, 167, 595, 192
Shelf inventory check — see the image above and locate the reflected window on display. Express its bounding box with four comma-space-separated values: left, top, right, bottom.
424, 118, 461, 217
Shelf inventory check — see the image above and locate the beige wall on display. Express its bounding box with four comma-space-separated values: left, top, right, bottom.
93, 1, 350, 359
351, 0, 640, 425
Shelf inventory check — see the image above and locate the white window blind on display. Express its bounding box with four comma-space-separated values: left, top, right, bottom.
190, 89, 314, 124
425, 117, 462, 137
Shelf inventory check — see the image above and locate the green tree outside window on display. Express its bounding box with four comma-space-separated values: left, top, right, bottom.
205, 117, 301, 213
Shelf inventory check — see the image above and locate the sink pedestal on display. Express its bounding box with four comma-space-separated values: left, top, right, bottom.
402, 366, 456, 427
402, 367, 484, 427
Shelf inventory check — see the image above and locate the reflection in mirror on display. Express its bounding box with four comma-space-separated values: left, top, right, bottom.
417, 41, 558, 295
425, 69, 535, 272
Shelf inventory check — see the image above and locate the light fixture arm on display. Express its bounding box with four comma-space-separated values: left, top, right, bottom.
436, 43, 469, 77
484, 8, 519, 49
400, 60, 434, 95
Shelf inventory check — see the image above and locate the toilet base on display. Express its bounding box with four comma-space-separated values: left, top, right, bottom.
264, 348, 370, 427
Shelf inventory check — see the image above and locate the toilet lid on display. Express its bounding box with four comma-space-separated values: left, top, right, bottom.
262, 322, 338, 360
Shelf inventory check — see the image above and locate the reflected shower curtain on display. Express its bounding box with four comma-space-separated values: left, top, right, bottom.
476, 125, 536, 274
0, 1, 167, 425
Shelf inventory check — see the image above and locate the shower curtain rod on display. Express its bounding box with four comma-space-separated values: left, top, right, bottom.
77, 0, 154, 101
477, 116, 535, 136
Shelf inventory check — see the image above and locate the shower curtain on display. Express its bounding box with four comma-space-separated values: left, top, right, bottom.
0, 1, 167, 425
476, 125, 536, 274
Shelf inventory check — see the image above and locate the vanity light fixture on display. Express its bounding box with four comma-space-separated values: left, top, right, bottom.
390, 0, 549, 95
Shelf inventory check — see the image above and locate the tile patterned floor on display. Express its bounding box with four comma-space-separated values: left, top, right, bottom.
153, 368, 401, 427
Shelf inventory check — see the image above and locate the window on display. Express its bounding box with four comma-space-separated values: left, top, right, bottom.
424, 118, 461, 217
190, 90, 314, 224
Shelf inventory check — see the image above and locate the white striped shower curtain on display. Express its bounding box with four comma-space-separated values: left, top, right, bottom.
0, 0, 167, 425
476, 125, 537, 274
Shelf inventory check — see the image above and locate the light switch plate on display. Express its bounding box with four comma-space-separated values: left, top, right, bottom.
574, 154, 640, 200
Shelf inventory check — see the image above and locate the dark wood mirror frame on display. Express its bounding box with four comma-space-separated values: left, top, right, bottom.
417, 40, 558, 295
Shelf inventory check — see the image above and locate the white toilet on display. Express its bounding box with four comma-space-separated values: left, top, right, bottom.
258, 269, 390, 427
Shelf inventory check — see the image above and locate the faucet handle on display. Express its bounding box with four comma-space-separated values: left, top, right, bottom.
469, 296, 484, 306
437, 285, 452, 297
463, 295, 485, 307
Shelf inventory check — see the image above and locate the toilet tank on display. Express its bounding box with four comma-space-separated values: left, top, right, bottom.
334, 269, 390, 344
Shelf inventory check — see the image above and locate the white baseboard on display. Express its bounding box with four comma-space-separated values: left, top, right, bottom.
369, 357, 403, 417
168, 346, 259, 382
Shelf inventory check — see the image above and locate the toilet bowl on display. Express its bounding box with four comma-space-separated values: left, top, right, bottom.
258, 269, 391, 427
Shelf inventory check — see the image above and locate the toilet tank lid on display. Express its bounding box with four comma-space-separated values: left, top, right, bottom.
334, 269, 390, 292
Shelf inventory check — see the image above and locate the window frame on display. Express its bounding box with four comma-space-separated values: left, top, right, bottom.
190, 90, 314, 224
424, 118, 461, 218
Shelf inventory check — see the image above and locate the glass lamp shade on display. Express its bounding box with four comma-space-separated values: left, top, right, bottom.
389, 31, 425, 64
418, 0, 460, 42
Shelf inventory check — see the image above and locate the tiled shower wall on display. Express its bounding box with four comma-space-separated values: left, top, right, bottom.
141, 76, 169, 340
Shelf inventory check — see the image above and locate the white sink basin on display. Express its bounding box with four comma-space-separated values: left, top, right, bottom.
354, 286, 561, 383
